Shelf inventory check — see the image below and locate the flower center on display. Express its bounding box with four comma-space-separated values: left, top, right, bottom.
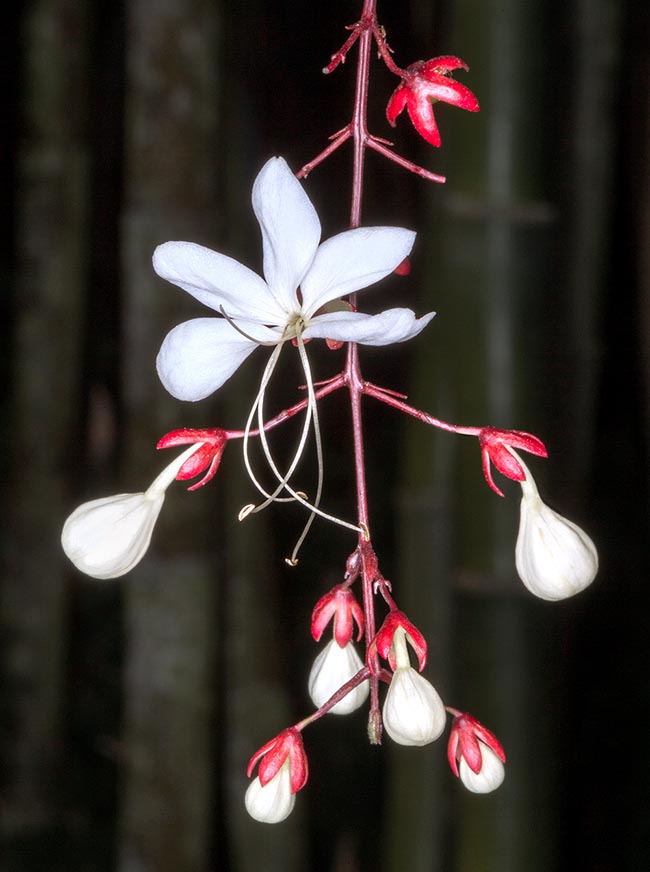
286, 312, 307, 339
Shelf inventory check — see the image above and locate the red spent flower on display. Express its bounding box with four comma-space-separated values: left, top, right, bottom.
479, 427, 548, 497
311, 585, 364, 648
386, 55, 479, 148
157, 427, 229, 491
247, 728, 308, 794
367, 609, 427, 673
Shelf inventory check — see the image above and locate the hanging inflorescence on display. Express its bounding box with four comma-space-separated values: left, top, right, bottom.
61, 0, 598, 824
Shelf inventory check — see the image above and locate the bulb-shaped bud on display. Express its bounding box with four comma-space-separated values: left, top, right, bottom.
382, 628, 446, 746
245, 728, 308, 824
245, 759, 295, 824
61, 444, 200, 580
308, 639, 369, 715
459, 744, 505, 793
515, 459, 598, 601
448, 711, 506, 794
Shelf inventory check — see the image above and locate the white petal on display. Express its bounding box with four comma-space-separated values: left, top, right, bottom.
252, 157, 321, 313
303, 308, 435, 346
244, 762, 296, 824
459, 744, 506, 794
153, 241, 283, 324
300, 226, 416, 316
156, 318, 278, 401
62, 492, 163, 580
308, 639, 369, 715
382, 667, 446, 746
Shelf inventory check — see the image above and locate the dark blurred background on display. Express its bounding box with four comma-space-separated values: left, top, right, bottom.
1, 0, 649, 870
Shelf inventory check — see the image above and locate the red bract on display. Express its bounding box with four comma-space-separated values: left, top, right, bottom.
247, 728, 308, 794
479, 427, 548, 497
447, 712, 505, 777
311, 585, 364, 648
367, 609, 427, 673
157, 427, 229, 491
386, 55, 479, 148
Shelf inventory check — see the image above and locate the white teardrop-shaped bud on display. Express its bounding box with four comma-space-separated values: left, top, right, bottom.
61, 444, 199, 579
308, 639, 369, 715
382, 666, 447, 746
244, 760, 295, 824
516, 468, 598, 601
459, 742, 506, 794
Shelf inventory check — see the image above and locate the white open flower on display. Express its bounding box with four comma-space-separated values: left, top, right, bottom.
515, 461, 598, 601
244, 760, 295, 824
61, 444, 199, 580
153, 156, 433, 402
382, 628, 446, 746
308, 639, 369, 715
459, 743, 505, 794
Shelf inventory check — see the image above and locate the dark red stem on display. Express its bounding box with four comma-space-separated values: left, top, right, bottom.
225, 375, 345, 440
343, 0, 386, 743
363, 381, 481, 435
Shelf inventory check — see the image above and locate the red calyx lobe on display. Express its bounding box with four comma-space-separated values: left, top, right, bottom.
247, 728, 308, 794
447, 711, 506, 777
386, 54, 479, 148
479, 427, 547, 496
157, 427, 229, 490
311, 585, 364, 648
367, 609, 427, 673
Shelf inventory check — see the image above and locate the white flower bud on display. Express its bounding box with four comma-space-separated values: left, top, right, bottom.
308, 639, 369, 715
61, 444, 199, 580
382, 666, 446, 746
244, 760, 295, 824
459, 743, 506, 794
516, 471, 598, 601
62, 492, 163, 580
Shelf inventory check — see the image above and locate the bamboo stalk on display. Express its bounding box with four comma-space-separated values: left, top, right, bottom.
1, 0, 89, 853
117, 3, 221, 870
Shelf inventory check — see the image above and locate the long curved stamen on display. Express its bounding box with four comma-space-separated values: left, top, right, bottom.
249, 340, 315, 511
255, 330, 362, 539
239, 311, 318, 511
242, 343, 297, 504
219, 306, 280, 347
241, 337, 316, 509
253, 330, 316, 513
286, 333, 325, 562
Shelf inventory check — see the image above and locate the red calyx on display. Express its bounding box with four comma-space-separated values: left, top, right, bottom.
479, 427, 548, 497
311, 585, 364, 648
386, 54, 479, 148
447, 711, 506, 777
157, 427, 229, 491
367, 609, 427, 673
247, 727, 308, 794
